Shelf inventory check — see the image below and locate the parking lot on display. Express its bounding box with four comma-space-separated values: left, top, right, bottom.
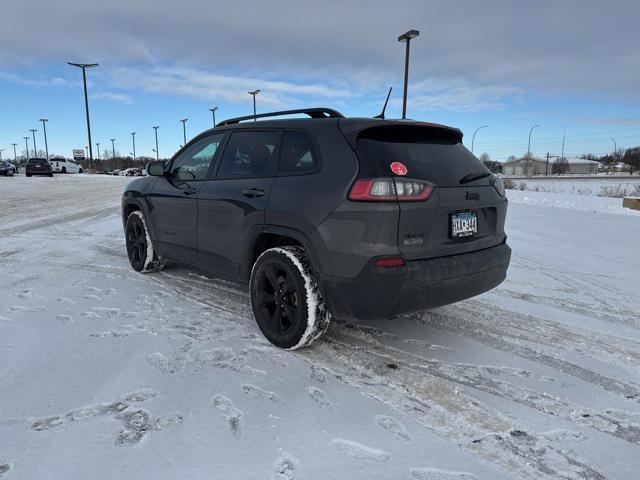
0, 175, 638, 479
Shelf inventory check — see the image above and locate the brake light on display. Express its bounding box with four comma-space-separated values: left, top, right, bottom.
374, 257, 406, 268
348, 178, 433, 202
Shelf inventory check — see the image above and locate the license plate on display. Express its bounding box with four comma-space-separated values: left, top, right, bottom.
451, 211, 478, 238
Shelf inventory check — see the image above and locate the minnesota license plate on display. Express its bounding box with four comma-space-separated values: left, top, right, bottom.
451, 211, 478, 238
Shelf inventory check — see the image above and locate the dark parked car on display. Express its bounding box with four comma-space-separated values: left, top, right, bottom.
122, 108, 510, 349
0, 160, 15, 176
26, 158, 53, 177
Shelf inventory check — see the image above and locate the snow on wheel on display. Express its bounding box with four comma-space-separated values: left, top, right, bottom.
125, 210, 166, 273
250, 246, 331, 350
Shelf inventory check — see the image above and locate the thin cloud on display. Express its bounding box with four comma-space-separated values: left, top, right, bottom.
0, 71, 79, 88
91, 92, 133, 104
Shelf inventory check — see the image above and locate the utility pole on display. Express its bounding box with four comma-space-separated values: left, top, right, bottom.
546, 152, 550, 176
12, 143, 17, 162
560, 124, 567, 160
30, 129, 38, 157
209, 107, 218, 127
39, 119, 49, 160
110, 138, 116, 169
153, 126, 160, 161
23, 137, 30, 161
0, 149, 3, 161
471, 125, 488, 154
67, 62, 99, 168
131, 132, 136, 168
248, 90, 260, 120
96, 142, 101, 162
398, 29, 420, 119
180, 119, 188, 145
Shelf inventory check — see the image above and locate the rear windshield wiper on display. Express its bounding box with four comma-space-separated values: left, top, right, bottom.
459, 171, 492, 185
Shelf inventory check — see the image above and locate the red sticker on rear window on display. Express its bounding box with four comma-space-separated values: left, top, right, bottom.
390, 162, 408, 176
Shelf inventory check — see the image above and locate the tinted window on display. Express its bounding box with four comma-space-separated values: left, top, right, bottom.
28, 159, 48, 165
169, 134, 224, 180
217, 131, 278, 179
279, 131, 318, 174
356, 126, 489, 186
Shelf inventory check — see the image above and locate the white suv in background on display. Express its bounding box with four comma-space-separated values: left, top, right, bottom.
51, 158, 83, 174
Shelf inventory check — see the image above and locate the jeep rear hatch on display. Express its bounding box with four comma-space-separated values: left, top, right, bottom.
348, 123, 507, 260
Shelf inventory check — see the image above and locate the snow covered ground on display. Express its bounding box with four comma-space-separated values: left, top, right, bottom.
1, 175, 639, 480
503, 176, 640, 197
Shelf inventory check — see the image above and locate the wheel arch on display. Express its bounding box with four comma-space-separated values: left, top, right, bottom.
244, 225, 324, 282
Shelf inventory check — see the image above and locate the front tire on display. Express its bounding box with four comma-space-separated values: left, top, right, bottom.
125, 210, 165, 273
250, 246, 331, 350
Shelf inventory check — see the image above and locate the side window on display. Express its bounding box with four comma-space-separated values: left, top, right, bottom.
169, 133, 224, 180
279, 131, 318, 174
217, 131, 279, 179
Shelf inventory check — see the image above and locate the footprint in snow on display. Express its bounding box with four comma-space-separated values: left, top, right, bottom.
84, 294, 102, 302
310, 365, 327, 383
241, 384, 282, 403
85, 286, 102, 293
212, 395, 243, 437
56, 314, 73, 324
81, 311, 101, 319
57, 297, 76, 305
307, 386, 332, 410
115, 409, 183, 446
410, 468, 477, 480
273, 452, 298, 480
146, 352, 186, 374
374, 415, 411, 442
331, 439, 390, 462
0, 463, 12, 477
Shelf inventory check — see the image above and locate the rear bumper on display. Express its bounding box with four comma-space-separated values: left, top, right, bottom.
319, 242, 511, 320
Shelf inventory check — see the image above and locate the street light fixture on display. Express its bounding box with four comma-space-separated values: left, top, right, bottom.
527, 124, 540, 159
398, 29, 420, 120
30, 129, 38, 157
471, 125, 488, 154
209, 107, 218, 127
248, 90, 260, 120
67, 62, 99, 168
39, 119, 49, 160
180, 119, 188, 144
153, 126, 160, 161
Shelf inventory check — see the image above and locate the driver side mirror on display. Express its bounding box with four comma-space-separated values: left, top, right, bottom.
147, 161, 166, 177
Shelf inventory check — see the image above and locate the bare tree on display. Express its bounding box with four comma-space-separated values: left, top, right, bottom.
551, 158, 569, 175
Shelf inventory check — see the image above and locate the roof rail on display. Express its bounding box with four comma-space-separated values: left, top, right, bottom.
216, 108, 344, 126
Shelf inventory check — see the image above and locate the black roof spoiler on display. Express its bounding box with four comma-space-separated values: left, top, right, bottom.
216, 108, 344, 126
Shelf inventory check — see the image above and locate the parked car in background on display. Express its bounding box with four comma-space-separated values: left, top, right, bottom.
25, 158, 53, 177
51, 157, 83, 174
124, 167, 143, 176
0, 160, 15, 176
121, 107, 511, 349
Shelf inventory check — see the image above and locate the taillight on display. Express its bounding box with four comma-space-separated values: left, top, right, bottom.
348, 178, 433, 202
374, 257, 406, 268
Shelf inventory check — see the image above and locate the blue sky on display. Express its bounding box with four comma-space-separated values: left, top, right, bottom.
1, 0, 639, 162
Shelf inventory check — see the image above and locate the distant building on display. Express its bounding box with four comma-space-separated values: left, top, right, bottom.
502, 157, 599, 175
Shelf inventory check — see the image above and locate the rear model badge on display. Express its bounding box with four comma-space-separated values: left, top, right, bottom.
465, 191, 480, 201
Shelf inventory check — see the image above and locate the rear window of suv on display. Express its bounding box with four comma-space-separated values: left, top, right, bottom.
356, 126, 490, 186
28, 159, 48, 165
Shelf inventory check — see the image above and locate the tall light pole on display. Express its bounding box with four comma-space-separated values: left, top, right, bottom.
527, 124, 540, 159
39, 119, 49, 160
180, 119, 188, 144
12, 143, 17, 162
96, 142, 101, 161
209, 107, 218, 127
398, 29, 420, 120
471, 125, 488, 154
131, 132, 136, 167
248, 90, 260, 120
67, 62, 99, 168
153, 126, 160, 161
30, 129, 38, 157
611, 137, 617, 157
23, 137, 30, 160
560, 124, 567, 160
0, 149, 3, 161
110, 138, 116, 169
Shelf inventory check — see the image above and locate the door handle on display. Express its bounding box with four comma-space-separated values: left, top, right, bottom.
182, 187, 197, 195
243, 188, 265, 198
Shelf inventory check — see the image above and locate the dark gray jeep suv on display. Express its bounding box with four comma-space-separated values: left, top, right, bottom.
122, 108, 510, 349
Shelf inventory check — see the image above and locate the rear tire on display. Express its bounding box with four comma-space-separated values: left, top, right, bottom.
26, 173, 31, 177
125, 210, 165, 273
250, 246, 331, 350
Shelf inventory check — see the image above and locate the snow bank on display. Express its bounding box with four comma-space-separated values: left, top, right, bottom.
507, 189, 640, 216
